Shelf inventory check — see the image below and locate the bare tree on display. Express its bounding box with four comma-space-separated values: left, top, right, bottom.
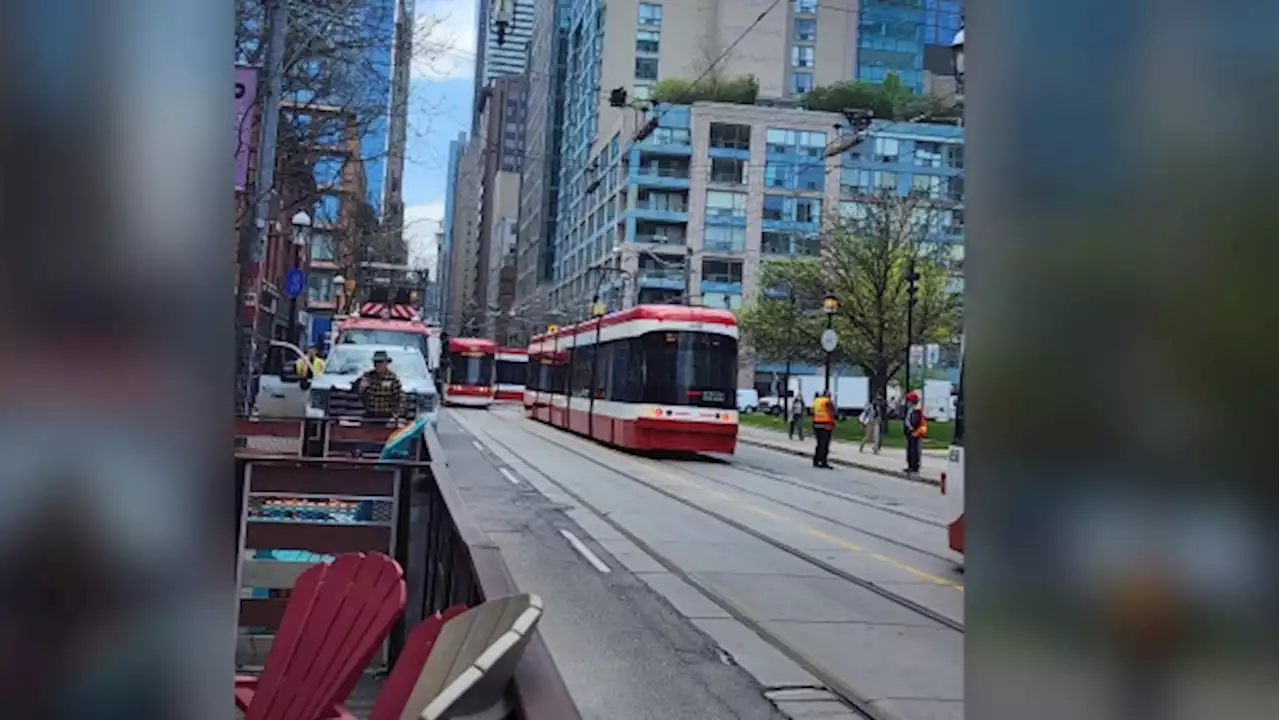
234, 0, 451, 255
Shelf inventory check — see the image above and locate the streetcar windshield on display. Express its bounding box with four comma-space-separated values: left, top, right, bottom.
952, 361, 964, 447
496, 359, 526, 385
448, 351, 493, 386
641, 331, 737, 409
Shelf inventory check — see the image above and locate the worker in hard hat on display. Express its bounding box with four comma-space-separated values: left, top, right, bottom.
903, 390, 928, 475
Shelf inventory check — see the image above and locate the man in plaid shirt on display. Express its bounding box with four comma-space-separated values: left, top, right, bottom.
357, 350, 404, 420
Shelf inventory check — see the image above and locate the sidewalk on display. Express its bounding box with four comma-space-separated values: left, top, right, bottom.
737, 425, 946, 484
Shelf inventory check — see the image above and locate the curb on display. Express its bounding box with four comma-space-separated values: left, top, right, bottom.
737, 437, 942, 486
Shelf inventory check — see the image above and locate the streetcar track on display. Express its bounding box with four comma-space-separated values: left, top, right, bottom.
461, 419, 884, 720
492, 412, 964, 634
655, 459, 957, 564
702, 456, 947, 528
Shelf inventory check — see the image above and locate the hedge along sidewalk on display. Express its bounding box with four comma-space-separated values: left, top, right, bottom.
735, 423, 947, 485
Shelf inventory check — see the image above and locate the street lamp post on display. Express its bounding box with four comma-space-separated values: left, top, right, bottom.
289, 211, 311, 347
822, 294, 839, 395
783, 286, 796, 405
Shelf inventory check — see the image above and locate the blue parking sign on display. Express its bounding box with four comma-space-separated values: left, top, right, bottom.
284, 268, 306, 298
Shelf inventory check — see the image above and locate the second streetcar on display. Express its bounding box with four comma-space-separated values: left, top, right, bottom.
443, 337, 496, 407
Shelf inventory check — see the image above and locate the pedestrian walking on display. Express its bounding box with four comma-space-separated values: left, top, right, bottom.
811, 391, 835, 469
903, 390, 928, 474
858, 394, 883, 454
787, 394, 806, 440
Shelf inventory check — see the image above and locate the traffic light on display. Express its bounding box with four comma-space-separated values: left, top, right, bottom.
608, 87, 628, 108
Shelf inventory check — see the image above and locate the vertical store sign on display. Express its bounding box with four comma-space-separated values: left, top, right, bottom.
234, 65, 259, 191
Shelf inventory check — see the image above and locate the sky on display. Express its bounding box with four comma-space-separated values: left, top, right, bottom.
401, 0, 479, 276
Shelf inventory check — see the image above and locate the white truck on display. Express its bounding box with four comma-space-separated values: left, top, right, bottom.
921, 379, 954, 421
786, 375, 870, 419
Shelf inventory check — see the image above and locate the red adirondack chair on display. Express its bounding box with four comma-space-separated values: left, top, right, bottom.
235, 552, 406, 720
324, 605, 470, 720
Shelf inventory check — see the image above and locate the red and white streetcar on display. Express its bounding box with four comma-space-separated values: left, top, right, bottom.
442, 337, 496, 407
941, 344, 965, 557
524, 305, 739, 453
495, 348, 528, 402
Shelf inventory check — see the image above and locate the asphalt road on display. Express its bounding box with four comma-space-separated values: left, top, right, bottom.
443, 404, 964, 720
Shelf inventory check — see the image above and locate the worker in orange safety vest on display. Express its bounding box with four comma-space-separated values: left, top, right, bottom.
903, 390, 928, 474
811, 391, 836, 469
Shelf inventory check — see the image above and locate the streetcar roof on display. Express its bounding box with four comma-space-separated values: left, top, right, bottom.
529, 304, 736, 345
448, 337, 498, 352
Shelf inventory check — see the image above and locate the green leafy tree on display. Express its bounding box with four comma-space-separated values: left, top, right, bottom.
740, 191, 961, 400
800, 73, 962, 122
649, 75, 759, 105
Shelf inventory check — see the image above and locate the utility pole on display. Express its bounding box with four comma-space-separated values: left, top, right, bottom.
904, 258, 920, 406
683, 247, 693, 306
236, 0, 288, 415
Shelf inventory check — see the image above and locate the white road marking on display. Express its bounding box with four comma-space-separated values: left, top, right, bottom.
499, 468, 520, 485
558, 529, 611, 573
472, 440, 484, 452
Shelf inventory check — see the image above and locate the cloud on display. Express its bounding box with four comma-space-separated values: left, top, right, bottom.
413, 1, 477, 82
403, 201, 447, 273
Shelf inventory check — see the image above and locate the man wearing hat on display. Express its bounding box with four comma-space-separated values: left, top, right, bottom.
903, 390, 928, 475
357, 350, 405, 420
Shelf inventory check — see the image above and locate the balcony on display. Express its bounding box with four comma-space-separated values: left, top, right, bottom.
634, 221, 687, 247
628, 189, 688, 224
636, 266, 687, 290
633, 156, 690, 190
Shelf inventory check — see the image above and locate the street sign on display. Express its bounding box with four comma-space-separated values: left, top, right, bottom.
284, 268, 306, 298
821, 329, 838, 353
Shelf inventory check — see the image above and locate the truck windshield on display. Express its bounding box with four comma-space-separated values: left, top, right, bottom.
323, 348, 429, 379
338, 329, 429, 357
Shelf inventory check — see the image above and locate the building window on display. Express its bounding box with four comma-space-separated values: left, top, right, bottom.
796, 164, 824, 190
791, 46, 814, 69
709, 157, 747, 184
873, 137, 900, 163
764, 163, 790, 188
307, 271, 336, 303
633, 84, 652, 101
638, 2, 662, 25
705, 190, 747, 218
793, 0, 817, 13
704, 226, 745, 252
761, 231, 791, 255
794, 18, 817, 41
947, 175, 965, 201
708, 122, 751, 150
764, 195, 822, 223
635, 57, 659, 80
313, 157, 344, 186
766, 128, 826, 156
914, 141, 943, 168
308, 230, 335, 261
791, 72, 814, 94
649, 126, 690, 145
946, 145, 964, 168
875, 171, 898, 190
636, 29, 660, 54
911, 174, 944, 198
702, 259, 743, 284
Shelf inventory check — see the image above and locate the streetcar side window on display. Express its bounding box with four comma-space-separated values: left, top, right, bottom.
570, 346, 594, 398
593, 342, 611, 399
952, 363, 965, 447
